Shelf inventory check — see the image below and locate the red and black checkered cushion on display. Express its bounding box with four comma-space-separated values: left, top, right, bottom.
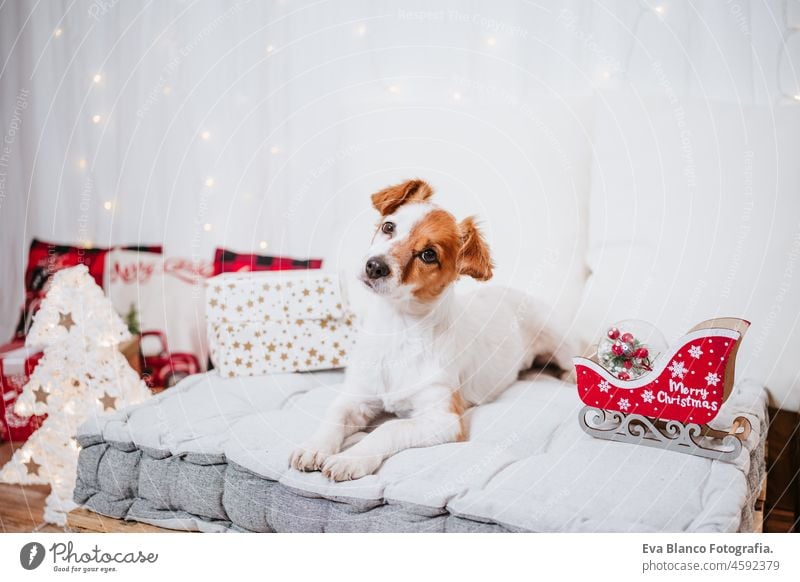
212, 248, 323, 276
14, 239, 162, 338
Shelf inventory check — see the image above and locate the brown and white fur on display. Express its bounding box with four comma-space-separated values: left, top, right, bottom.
290, 179, 574, 481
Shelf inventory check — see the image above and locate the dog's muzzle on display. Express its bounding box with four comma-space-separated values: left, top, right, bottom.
365, 256, 391, 280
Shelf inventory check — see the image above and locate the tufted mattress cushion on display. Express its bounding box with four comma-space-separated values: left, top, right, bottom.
73, 370, 767, 532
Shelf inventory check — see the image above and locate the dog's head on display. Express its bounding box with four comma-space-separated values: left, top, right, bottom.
361, 179, 493, 303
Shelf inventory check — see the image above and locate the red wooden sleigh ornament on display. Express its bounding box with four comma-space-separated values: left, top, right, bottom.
574, 318, 752, 461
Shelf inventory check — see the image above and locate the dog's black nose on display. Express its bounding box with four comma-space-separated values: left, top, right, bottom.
365, 257, 390, 280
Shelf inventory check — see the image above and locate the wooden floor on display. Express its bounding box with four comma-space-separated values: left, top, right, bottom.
0, 441, 64, 532
0, 441, 171, 533
66, 507, 172, 533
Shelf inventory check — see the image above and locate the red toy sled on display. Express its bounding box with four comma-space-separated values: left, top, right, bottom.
574, 318, 752, 461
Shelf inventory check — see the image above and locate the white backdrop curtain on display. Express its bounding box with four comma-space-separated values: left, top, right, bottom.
1, 0, 797, 342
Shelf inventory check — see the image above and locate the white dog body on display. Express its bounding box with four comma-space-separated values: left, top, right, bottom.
290, 180, 572, 481
355, 286, 559, 408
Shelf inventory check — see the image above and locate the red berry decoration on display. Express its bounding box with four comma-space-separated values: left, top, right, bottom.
597, 320, 666, 381
617, 371, 630, 381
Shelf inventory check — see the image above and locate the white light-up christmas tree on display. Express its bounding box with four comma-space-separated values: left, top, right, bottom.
0, 265, 151, 525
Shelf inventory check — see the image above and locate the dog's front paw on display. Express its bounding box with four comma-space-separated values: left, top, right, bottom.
290, 443, 335, 472
321, 453, 382, 482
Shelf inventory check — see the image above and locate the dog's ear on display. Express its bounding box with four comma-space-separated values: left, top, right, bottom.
371, 179, 434, 216
457, 216, 493, 281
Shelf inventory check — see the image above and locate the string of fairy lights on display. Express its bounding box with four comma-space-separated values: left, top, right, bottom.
50, 3, 797, 248
52, 19, 476, 252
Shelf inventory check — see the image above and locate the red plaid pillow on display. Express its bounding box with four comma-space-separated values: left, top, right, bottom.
212, 248, 323, 276
14, 239, 162, 338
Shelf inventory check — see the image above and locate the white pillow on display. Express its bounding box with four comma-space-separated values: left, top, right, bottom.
578, 93, 800, 411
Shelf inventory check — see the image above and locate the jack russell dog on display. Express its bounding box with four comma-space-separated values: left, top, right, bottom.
290, 179, 574, 481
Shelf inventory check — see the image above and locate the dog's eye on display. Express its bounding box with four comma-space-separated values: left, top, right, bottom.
381, 222, 395, 235
419, 248, 437, 264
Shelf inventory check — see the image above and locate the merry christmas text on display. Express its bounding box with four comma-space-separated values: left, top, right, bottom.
656, 379, 719, 411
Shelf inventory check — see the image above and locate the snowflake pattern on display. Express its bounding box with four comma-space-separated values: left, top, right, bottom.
641, 390, 655, 404
688, 345, 704, 359
598, 380, 610, 393
705, 372, 721, 387
668, 360, 688, 379
618, 398, 630, 411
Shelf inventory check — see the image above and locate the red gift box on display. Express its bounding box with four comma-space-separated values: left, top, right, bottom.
0, 340, 46, 442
